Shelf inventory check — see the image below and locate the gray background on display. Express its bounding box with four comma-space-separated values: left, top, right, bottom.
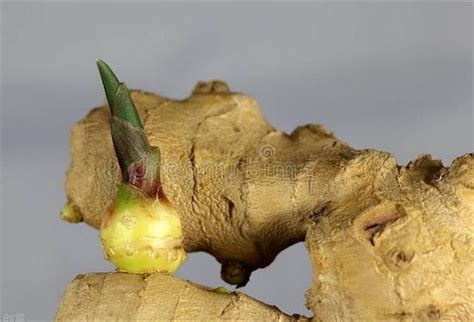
2, 2, 472, 320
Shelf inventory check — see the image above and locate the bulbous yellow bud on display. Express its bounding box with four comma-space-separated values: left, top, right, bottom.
100, 184, 187, 274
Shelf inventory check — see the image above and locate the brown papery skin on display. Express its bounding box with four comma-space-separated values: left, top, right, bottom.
62, 81, 474, 320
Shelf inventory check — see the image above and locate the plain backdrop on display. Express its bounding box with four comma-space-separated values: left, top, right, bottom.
2, 2, 472, 320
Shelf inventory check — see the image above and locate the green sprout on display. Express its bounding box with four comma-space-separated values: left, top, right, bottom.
96, 60, 187, 274
213, 286, 232, 295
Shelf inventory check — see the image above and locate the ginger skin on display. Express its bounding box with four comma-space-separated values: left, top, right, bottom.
61, 81, 474, 320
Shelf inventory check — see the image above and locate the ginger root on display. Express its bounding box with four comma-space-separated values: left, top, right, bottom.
55, 272, 304, 321
62, 81, 473, 320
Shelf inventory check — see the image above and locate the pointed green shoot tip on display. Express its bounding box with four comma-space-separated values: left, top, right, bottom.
96, 59, 119, 105
96, 59, 143, 130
